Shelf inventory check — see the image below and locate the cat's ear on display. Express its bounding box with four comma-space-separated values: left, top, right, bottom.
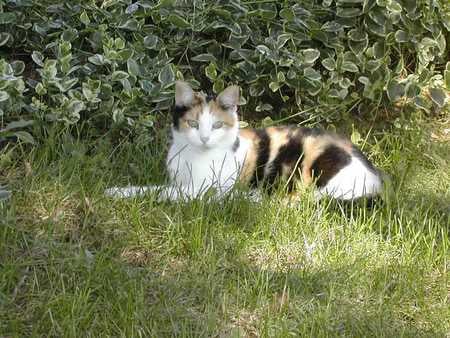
175, 81, 194, 107
217, 85, 240, 110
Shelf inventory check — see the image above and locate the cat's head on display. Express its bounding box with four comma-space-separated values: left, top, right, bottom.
172, 81, 240, 150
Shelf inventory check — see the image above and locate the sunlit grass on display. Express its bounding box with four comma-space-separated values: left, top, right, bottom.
1, 118, 449, 336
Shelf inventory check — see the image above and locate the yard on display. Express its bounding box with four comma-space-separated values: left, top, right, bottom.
1, 116, 449, 336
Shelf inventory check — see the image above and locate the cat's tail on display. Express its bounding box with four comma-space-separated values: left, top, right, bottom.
105, 184, 186, 201
104, 185, 160, 198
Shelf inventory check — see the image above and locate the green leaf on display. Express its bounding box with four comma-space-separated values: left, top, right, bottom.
0, 189, 11, 201
336, 7, 362, 17
112, 108, 124, 124
205, 63, 217, 81
405, 82, 420, 98
321, 57, 336, 71
304, 67, 321, 81
127, 59, 141, 77
341, 61, 359, 72
168, 14, 190, 28
348, 29, 368, 41
212, 8, 232, 19
112, 71, 129, 81
387, 80, 405, 101
118, 49, 133, 61
261, 116, 274, 126
429, 88, 446, 107
119, 19, 139, 31
0, 12, 17, 24
80, 11, 90, 25
351, 130, 361, 144
62, 28, 78, 42
159, 0, 176, 7
126, 3, 139, 14
31, 51, 44, 67
444, 70, 450, 90
269, 82, 280, 92
114, 38, 125, 50
13, 131, 35, 145
144, 35, 159, 49
67, 100, 85, 115
35, 83, 47, 95
349, 39, 368, 54
279, 8, 295, 21
302, 49, 320, 64
191, 54, 217, 62
0, 91, 9, 102
140, 80, 154, 93
414, 95, 431, 111
394, 30, 408, 43
88, 54, 105, 66
366, 18, 386, 36
0, 33, 11, 46
213, 79, 225, 93
158, 64, 175, 85
386, 0, 402, 13
366, 59, 382, 72
258, 7, 277, 20
2, 120, 34, 131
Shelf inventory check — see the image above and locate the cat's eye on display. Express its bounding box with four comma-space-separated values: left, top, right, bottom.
212, 121, 224, 129
187, 120, 199, 128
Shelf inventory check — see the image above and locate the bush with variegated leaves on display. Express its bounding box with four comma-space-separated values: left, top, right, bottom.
0, 0, 448, 144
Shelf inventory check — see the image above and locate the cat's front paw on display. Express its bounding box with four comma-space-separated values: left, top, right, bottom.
104, 187, 128, 198
247, 190, 263, 203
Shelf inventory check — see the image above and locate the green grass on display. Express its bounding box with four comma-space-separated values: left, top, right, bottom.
1, 117, 449, 337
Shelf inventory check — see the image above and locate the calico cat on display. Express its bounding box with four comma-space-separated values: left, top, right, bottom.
106, 81, 382, 201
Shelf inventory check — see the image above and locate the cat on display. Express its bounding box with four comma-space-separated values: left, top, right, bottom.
105, 81, 382, 201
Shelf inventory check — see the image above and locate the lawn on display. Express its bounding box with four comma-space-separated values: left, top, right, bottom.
1, 116, 449, 337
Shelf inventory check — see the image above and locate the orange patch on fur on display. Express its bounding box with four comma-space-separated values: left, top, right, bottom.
301, 133, 352, 185
209, 100, 236, 127
176, 93, 237, 131
238, 129, 258, 183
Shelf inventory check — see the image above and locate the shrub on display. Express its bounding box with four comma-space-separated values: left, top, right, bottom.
0, 0, 449, 143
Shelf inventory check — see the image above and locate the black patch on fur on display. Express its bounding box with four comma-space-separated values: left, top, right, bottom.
311, 145, 351, 188
351, 145, 378, 174
265, 130, 304, 192
232, 137, 240, 152
300, 127, 325, 138
173, 105, 188, 130
206, 94, 216, 102
250, 129, 271, 188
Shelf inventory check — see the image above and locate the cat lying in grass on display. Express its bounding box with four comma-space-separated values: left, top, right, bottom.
106, 81, 382, 202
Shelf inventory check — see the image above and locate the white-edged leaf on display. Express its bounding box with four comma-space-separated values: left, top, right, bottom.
2, 120, 34, 132
302, 49, 320, 63
88, 54, 105, 66
0, 91, 9, 102
429, 87, 446, 107
13, 131, 36, 144
341, 61, 359, 72
387, 80, 405, 101
111, 71, 129, 81
0, 189, 11, 201
127, 58, 141, 77
31, 51, 44, 67
158, 64, 175, 85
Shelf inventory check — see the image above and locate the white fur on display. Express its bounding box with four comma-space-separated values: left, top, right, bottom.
167, 112, 249, 198
175, 81, 194, 107
105, 83, 382, 202
316, 155, 382, 200
104, 185, 159, 198
105, 84, 248, 201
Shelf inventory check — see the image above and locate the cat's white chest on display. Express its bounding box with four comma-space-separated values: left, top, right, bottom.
167, 142, 243, 197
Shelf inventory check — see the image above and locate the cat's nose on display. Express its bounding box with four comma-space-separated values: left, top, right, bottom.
200, 136, 210, 144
